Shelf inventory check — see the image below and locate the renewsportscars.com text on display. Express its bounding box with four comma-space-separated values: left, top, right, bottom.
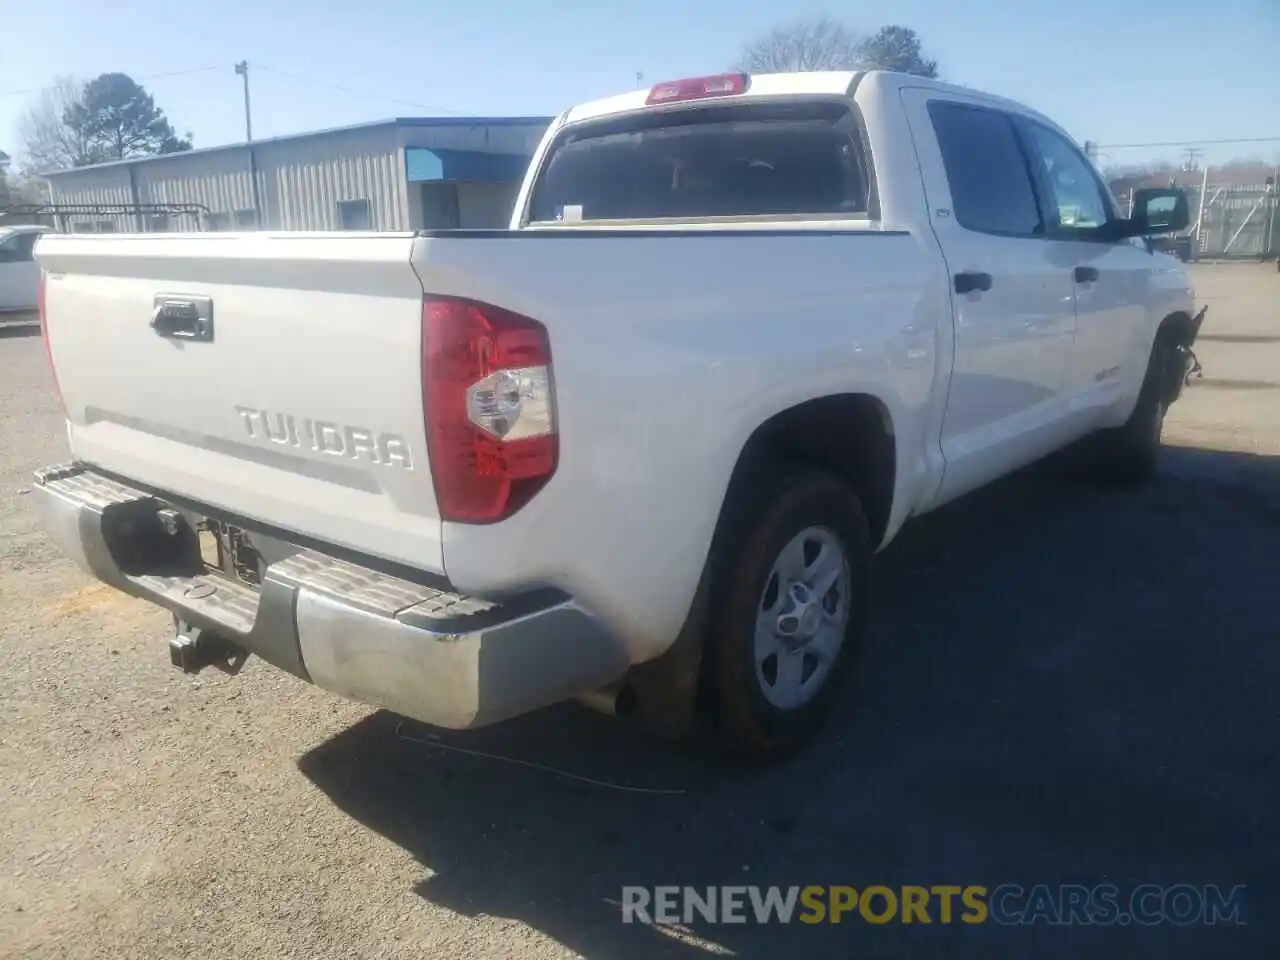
621, 884, 1248, 927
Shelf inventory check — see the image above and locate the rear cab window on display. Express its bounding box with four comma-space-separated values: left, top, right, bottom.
526, 101, 871, 224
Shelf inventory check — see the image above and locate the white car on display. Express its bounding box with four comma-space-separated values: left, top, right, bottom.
0, 224, 52, 319
32, 70, 1203, 760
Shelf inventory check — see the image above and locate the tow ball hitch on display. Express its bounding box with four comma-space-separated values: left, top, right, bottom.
169, 620, 248, 675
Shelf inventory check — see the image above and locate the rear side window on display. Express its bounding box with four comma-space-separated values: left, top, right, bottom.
528, 102, 869, 223
928, 101, 1042, 237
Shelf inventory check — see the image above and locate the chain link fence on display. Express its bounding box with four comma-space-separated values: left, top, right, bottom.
1185, 182, 1278, 259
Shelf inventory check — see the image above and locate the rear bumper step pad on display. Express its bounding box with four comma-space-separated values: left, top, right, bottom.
32, 463, 628, 729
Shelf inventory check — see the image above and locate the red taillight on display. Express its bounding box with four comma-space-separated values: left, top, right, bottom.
646, 73, 749, 106
423, 296, 557, 524
37, 270, 65, 410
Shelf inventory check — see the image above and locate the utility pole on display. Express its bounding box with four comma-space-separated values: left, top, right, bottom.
234, 61, 262, 228
1182, 146, 1202, 172
635, 71, 644, 89
1265, 164, 1278, 262
234, 61, 253, 141
1192, 163, 1209, 260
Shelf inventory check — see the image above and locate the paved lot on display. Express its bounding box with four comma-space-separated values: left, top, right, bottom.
1, 263, 1277, 959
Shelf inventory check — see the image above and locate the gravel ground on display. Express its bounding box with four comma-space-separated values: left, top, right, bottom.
1, 263, 1278, 960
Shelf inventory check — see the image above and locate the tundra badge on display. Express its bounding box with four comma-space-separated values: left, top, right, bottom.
234, 406, 413, 469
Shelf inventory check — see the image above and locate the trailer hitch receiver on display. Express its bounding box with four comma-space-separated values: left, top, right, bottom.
169, 620, 249, 675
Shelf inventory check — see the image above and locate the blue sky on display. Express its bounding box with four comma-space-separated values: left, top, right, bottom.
2, 0, 1277, 169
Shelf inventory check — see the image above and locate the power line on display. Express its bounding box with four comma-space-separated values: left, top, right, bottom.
254, 65, 463, 116
0, 65, 221, 98
7, 67, 1273, 143
1097, 136, 1280, 149
0, 62, 465, 117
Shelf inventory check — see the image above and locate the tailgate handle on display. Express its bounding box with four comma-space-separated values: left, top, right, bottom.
152, 295, 214, 342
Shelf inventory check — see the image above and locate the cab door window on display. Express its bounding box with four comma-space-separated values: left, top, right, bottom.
1020, 123, 1117, 233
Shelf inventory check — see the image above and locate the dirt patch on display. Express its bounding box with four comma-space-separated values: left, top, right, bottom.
39, 583, 157, 627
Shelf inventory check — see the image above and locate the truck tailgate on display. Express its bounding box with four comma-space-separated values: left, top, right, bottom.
37, 233, 444, 574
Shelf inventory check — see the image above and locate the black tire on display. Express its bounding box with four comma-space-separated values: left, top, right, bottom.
701, 467, 871, 762
1088, 340, 1174, 485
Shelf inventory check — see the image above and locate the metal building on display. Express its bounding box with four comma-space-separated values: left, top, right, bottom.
41, 116, 554, 234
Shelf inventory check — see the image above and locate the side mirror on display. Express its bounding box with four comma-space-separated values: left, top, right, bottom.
1120, 187, 1190, 239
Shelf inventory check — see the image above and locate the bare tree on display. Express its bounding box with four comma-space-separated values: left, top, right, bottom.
0, 167, 46, 211
0, 154, 12, 209
735, 16, 864, 73
15, 73, 192, 174
735, 18, 940, 78
66, 73, 192, 161
15, 76, 99, 174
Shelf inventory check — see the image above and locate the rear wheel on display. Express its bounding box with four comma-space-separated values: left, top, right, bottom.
702, 469, 870, 761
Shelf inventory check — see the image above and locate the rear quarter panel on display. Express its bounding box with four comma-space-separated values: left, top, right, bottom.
415, 229, 942, 662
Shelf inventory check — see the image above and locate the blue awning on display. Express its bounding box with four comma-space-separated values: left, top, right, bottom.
405, 148, 531, 183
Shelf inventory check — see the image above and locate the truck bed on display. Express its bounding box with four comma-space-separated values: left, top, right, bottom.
38, 226, 932, 654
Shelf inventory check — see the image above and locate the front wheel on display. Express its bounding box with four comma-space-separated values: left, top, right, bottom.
1086, 340, 1177, 486
702, 469, 871, 761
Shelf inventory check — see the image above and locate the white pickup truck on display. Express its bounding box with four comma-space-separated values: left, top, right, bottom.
33, 70, 1203, 759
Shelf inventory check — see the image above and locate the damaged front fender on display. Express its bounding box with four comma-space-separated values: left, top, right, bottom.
1160, 305, 1208, 405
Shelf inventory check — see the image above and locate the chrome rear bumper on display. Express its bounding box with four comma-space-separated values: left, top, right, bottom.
32, 463, 628, 729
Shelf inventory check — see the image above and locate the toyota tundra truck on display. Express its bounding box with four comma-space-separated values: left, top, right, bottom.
32, 70, 1203, 759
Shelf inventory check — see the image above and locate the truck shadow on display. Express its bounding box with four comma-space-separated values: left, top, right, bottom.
298, 446, 1279, 959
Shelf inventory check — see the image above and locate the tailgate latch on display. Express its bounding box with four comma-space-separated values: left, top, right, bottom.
152, 294, 214, 342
